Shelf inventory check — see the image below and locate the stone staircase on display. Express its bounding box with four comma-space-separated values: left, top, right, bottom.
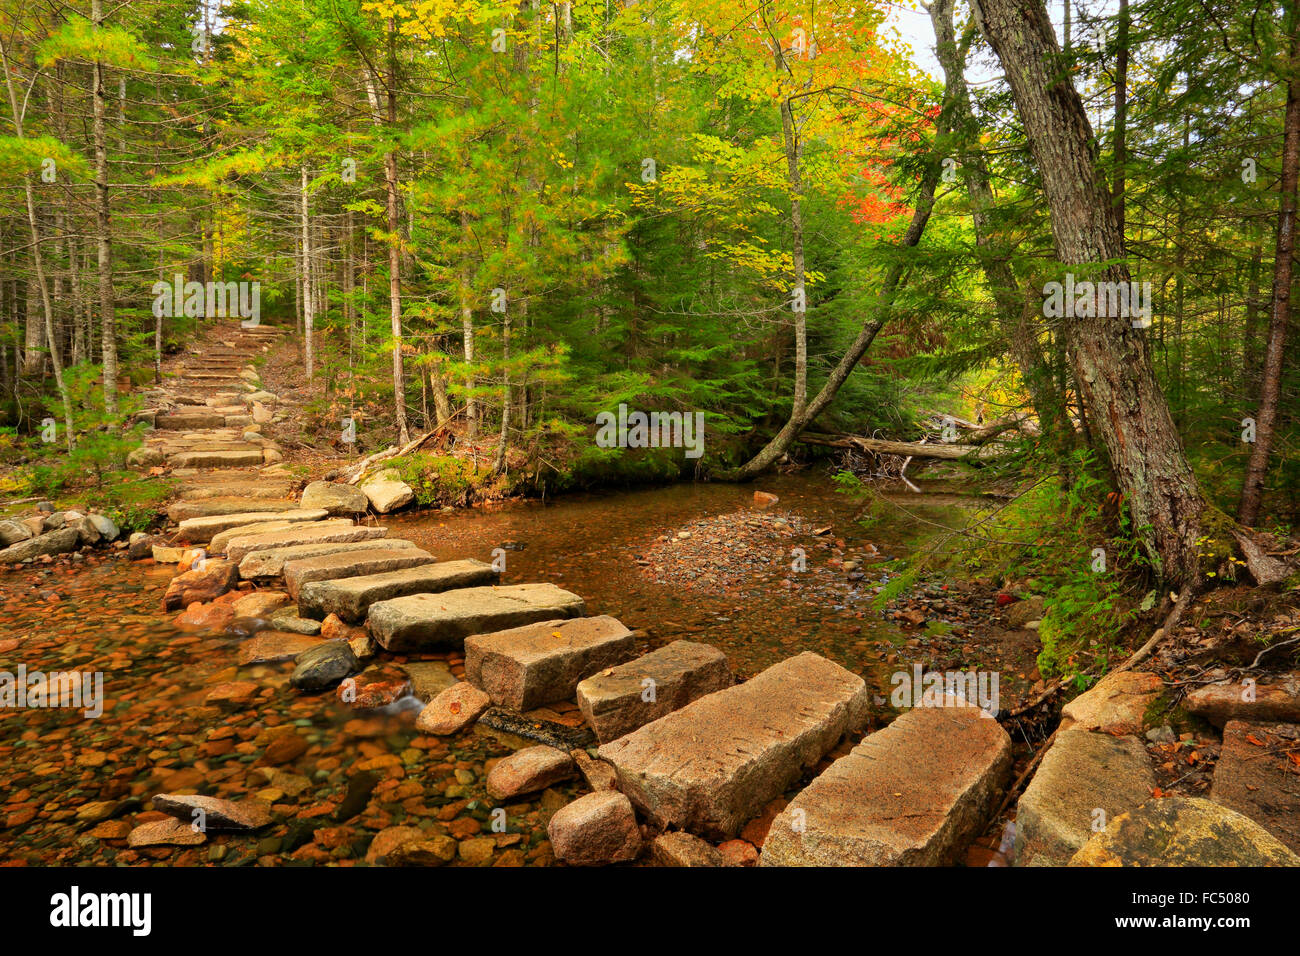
138, 323, 297, 521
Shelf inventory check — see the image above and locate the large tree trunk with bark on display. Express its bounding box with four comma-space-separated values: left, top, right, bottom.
1238, 9, 1300, 526
972, 0, 1206, 587
929, 0, 1069, 441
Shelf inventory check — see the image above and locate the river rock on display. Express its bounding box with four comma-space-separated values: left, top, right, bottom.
1014, 727, 1155, 866
652, 831, 725, 867
486, 746, 577, 801
388, 836, 458, 866
162, 558, 239, 610
269, 607, 322, 635
365, 826, 423, 864
300, 481, 369, 515
1005, 595, 1046, 628
78, 513, 119, 544
1060, 670, 1164, 735
415, 682, 492, 735
238, 631, 328, 665
368, 583, 586, 652
402, 661, 458, 701
152, 794, 272, 831
576, 640, 732, 743
232, 590, 294, 618
298, 559, 498, 622
571, 750, 619, 792
283, 546, 436, 599
360, 477, 415, 514
1185, 673, 1300, 726
1070, 797, 1300, 866
598, 652, 870, 839
0, 527, 80, 563
0, 519, 33, 547
464, 615, 635, 711
1209, 720, 1300, 854
338, 664, 412, 709
227, 523, 386, 564
290, 642, 359, 692
128, 818, 206, 847
547, 791, 642, 866
127, 533, 154, 560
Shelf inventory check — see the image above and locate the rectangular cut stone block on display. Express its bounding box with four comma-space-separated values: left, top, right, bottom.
598, 652, 871, 840
176, 508, 329, 544
368, 583, 586, 652
760, 705, 1013, 866
297, 560, 499, 623
225, 524, 385, 563
282, 547, 436, 600
238, 538, 414, 580
168, 448, 264, 468
167, 497, 297, 522
210, 518, 353, 555
155, 411, 225, 430
1013, 728, 1155, 866
576, 641, 733, 742
464, 616, 636, 711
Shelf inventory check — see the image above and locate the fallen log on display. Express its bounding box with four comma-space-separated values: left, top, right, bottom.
799, 431, 1007, 461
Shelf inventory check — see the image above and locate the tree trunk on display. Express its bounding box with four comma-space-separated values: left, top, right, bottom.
972, 0, 1206, 587
92, 0, 118, 413
730, 49, 958, 480
0, 35, 75, 451
1112, 0, 1129, 236
301, 165, 314, 377
460, 210, 477, 440
930, 0, 1068, 440
1238, 8, 1300, 525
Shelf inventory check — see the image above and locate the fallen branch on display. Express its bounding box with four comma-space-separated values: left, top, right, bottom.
991, 728, 1057, 823
799, 431, 1007, 461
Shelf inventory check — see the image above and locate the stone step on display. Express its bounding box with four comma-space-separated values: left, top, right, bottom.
464, 615, 636, 712
210, 517, 355, 554
283, 546, 437, 600
155, 411, 227, 430
575, 640, 732, 743
239, 537, 414, 580
297, 559, 499, 622
596, 652, 870, 840
167, 448, 266, 469
1209, 720, 1300, 855
367, 583, 586, 652
204, 393, 246, 407
1013, 727, 1154, 866
175, 508, 329, 545
760, 704, 1013, 866
167, 497, 299, 522
225, 523, 387, 564
171, 378, 244, 388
